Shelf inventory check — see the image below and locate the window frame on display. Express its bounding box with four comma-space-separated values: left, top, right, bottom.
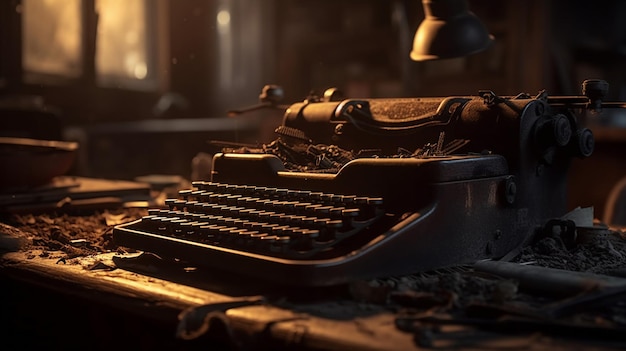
1, 0, 169, 123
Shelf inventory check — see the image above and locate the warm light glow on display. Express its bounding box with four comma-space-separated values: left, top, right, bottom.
133, 62, 148, 79
96, 0, 149, 83
217, 6, 233, 89
217, 10, 231, 27
21, 0, 155, 88
22, 0, 82, 77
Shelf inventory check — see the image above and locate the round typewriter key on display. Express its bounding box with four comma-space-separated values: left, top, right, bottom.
268, 212, 285, 224
249, 232, 267, 239
259, 223, 280, 232
235, 196, 252, 206
320, 193, 335, 203
245, 209, 263, 220
286, 189, 300, 199
314, 218, 343, 241
275, 188, 289, 198
291, 190, 311, 202
257, 211, 274, 222
225, 194, 242, 205
293, 202, 312, 214
314, 205, 333, 217
191, 180, 205, 189
304, 204, 323, 216
164, 198, 178, 209
202, 182, 219, 191
217, 226, 239, 241
221, 216, 238, 226
218, 193, 232, 204
262, 199, 278, 211
237, 208, 256, 219
354, 197, 368, 205
183, 200, 198, 210
223, 184, 238, 192
181, 211, 197, 221
195, 191, 212, 202
328, 206, 345, 219
193, 202, 205, 212
147, 209, 162, 216
248, 232, 269, 248
258, 235, 278, 252
308, 192, 323, 201
341, 195, 357, 205
299, 216, 317, 228
291, 228, 320, 251
208, 193, 222, 203
187, 213, 203, 221
140, 215, 160, 231
179, 221, 197, 237
282, 201, 299, 213
233, 229, 255, 245
254, 186, 270, 196
169, 219, 188, 237
223, 207, 240, 217
189, 222, 209, 239
199, 202, 215, 214
270, 225, 291, 236
330, 194, 344, 204
178, 189, 193, 198
202, 214, 221, 224
252, 198, 271, 209
269, 236, 291, 254
216, 183, 229, 191
287, 215, 307, 226
238, 184, 255, 195
367, 197, 384, 206
242, 221, 258, 230
230, 229, 249, 242
340, 208, 360, 228
199, 224, 220, 238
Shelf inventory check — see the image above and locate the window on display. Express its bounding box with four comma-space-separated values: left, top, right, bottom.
95, 0, 155, 89
22, 0, 83, 79
22, 0, 159, 90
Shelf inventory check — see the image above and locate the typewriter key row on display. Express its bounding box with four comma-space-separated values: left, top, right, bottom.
128, 182, 387, 258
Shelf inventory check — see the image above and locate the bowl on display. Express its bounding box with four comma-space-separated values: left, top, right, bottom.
0, 137, 79, 190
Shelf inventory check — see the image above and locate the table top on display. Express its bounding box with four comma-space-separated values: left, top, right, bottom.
2, 211, 626, 350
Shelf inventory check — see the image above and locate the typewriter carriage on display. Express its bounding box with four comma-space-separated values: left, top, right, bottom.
214, 81, 608, 259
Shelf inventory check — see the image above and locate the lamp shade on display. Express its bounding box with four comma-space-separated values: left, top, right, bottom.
410, 0, 494, 61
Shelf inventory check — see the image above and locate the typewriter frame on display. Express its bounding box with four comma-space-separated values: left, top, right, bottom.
114, 85, 603, 286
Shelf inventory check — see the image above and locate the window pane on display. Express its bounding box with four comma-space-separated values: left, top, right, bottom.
96, 0, 152, 87
22, 0, 82, 78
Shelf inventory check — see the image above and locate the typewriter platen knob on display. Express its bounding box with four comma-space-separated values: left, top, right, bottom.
582, 79, 609, 112
571, 128, 594, 158
259, 84, 284, 104
534, 113, 572, 149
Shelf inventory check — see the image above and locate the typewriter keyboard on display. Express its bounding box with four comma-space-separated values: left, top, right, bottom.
113, 181, 390, 262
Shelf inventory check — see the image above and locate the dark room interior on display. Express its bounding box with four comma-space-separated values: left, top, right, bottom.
1, 0, 626, 350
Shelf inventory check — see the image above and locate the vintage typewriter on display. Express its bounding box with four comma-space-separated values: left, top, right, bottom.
113, 79, 617, 286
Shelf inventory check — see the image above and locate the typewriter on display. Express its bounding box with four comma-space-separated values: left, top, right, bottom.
113, 79, 615, 286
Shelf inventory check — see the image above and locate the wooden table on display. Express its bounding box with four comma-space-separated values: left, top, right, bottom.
0, 249, 416, 350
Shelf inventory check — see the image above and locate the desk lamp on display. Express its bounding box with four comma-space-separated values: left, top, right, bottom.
411, 0, 493, 61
